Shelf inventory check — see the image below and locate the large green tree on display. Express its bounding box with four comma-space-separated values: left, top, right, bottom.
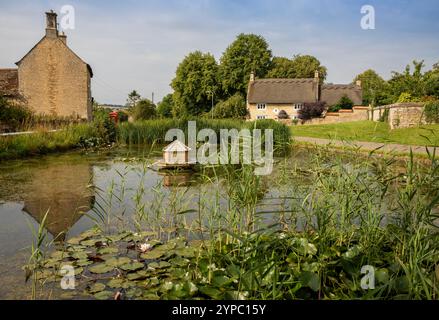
132, 99, 157, 120
219, 33, 272, 95
171, 51, 219, 116
211, 93, 248, 119
267, 55, 327, 81
157, 93, 174, 118
388, 60, 426, 100
353, 69, 389, 106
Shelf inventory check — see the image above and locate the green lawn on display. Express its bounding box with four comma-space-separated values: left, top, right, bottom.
291, 121, 439, 146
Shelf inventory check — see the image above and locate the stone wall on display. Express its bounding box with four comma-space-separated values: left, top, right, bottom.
301, 106, 370, 125
248, 103, 300, 120
17, 37, 92, 120
371, 103, 425, 129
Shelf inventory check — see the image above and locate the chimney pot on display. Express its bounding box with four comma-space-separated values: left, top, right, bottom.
314, 70, 319, 79
356, 80, 362, 87
45, 10, 58, 38
250, 71, 255, 82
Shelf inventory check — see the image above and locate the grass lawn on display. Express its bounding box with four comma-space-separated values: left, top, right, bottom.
291, 121, 439, 146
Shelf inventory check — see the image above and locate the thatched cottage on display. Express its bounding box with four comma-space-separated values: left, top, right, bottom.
247, 71, 363, 120
0, 11, 93, 120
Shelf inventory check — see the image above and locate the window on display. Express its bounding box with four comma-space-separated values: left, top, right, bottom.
257, 103, 266, 110
273, 108, 279, 113
294, 103, 304, 110
256, 115, 266, 119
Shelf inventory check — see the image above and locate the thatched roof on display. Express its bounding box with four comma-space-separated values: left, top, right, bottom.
248, 78, 317, 104
321, 84, 362, 106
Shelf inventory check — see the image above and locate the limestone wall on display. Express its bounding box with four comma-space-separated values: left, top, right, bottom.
301, 106, 370, 125
371, 103, 425, 129
18, 37, 92, 120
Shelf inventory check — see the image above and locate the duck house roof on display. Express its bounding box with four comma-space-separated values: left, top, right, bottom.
163, 140, 191, 152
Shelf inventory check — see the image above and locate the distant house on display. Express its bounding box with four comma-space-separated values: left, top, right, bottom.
247, 71, 363, 120
0, 10, 93, 120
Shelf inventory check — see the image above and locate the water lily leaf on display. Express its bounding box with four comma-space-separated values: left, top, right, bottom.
93, 290, 113, 300
127, 270, 149, 280
71, 251, 89, 260
155, 242, 176, 252
125, 287, 143, 299
140, 250, 165, 260
120, 261, 144, 272
142, 293, 160, 300
169, 257, 190, 267
44, 258, 62, 268
88, 263, 114, 274
105, 257, 131, 267
81, 239, 99, 247
98, 247, 119, 255
198, 286, 222, 299
148, 261, 171, 269
107, 278, 133, 289
50, 250, 69, 260
299, 271, 320, 292
89, 282, 106, 293
75, 259, 93, 267
174, 247, 197, 258
212, 275, 232, 287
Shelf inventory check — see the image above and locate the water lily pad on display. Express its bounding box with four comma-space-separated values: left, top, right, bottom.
140, 250, 166, 260
50, 250, 69, 260
198, 286, 222, 299
106, 278, 133, 289
127, 270, 149, 280
75, 259, 93, 267
98, 247, 119, 255
71, 251, 89, 260
169, 257, 190, 267
120, 261, 144, 272
105, 257, 131, 267
89, 282, 106, 293
174, 247, 197, 258
88, 263, 114, 274
94, 290, 113, 300
148, 261, 171, 269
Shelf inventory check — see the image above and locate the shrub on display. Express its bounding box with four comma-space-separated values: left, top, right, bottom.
397, 92, 421, 103
211, 93, 248, 119
328, 95, 354, 112
0, 96, 32, 131
132, 99, 157, 120
424, 100, 439, 123
277, 110, 289, 119
298, 102, 326, 120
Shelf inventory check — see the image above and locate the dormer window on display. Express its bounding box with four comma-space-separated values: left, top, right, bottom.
257, 103, 266, 110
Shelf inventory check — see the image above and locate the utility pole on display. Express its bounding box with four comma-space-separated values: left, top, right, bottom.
152, 92, 154, 104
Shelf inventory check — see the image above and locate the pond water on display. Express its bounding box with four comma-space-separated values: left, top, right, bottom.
0, 146, 316, 299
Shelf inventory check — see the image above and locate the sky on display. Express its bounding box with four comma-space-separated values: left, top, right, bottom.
0, 0, 438, 105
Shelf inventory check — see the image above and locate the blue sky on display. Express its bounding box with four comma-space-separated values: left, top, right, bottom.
0, 0, 438, 105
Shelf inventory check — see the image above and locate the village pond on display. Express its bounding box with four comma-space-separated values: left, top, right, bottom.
0, 145, 437, 299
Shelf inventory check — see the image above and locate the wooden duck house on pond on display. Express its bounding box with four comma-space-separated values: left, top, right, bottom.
157, 140, 196, 169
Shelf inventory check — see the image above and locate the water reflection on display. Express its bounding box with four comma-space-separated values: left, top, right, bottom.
160, 171, 194, 187
21, 162, 95, 240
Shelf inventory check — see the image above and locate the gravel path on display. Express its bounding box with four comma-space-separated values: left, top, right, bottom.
294, 136, 437, 156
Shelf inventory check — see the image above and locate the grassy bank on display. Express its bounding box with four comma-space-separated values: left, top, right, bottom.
0, 124, 97, 160
292, 121, 439, 146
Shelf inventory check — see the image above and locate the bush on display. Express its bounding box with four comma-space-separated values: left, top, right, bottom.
92, 107, 116, 143
328, 95, 354, 112
132, 99, 157, 120
397, 92, 421, 103
0, 97, 32, 131
424, 100, 439, 123
277, 110, 289, 119
298, 102, 326, 120
157, 94, 174, 118
211, 93, 248, 119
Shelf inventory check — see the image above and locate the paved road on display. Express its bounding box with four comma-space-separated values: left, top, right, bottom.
294, 136, 437, 156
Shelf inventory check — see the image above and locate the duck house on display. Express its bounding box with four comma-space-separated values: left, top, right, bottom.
163, 140, 191, 165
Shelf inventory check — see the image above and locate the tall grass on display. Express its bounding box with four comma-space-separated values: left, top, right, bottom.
117, 118, 291, 148
0, 124, 97, 160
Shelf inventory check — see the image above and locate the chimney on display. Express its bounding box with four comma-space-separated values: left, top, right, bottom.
45, 10, 58, 38
59, 31, 67, 44
356, 79, 362, 87
314, 70, 320, 101
249, 71, 255, 82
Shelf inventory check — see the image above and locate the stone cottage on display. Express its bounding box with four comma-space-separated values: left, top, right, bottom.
247, 71, 363, 120
0, 11, 93, 120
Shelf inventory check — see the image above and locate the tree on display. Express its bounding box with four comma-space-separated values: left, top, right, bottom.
424, 100, 439, 123
289, 54, 327, 82
388, 60, 426, 101
220, 33, 272, 95
266, 57, 296, 78
171, 51, 219, 116
298, 102, 326, 120
157, 94, 174, 118
132, 99, 157, 120
353, 69, 388, 106
211, 93, 248, 119
328, 96, 354, 112
424, 62, 439, 99
127, 90, 141, 109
